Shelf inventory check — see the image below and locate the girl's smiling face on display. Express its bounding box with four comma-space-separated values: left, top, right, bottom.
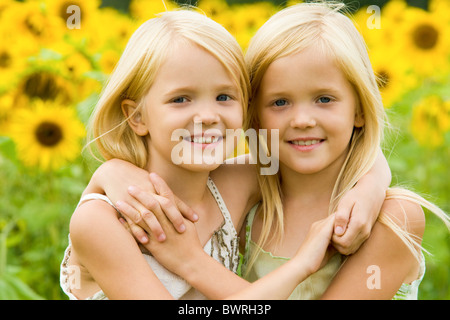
133, 41, 243, 172
255, 45, 364, 176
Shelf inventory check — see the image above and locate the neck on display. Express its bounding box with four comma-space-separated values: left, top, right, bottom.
146, 155, 212, 208
279, 157, 344, 213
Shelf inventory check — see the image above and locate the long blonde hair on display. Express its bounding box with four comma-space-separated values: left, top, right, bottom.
244, 2, 449, 274
86, 9, 250, 168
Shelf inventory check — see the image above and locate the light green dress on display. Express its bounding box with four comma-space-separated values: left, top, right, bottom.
241, 204, 425, 300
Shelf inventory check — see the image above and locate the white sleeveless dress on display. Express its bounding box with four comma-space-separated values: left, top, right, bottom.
60, 177, 239, 300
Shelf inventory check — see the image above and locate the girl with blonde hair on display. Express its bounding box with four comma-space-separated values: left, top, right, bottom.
60, 8, 364, 300
239, 1, 449, 299
97, 2, 449, 300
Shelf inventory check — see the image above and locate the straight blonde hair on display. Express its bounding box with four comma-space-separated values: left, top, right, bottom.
244, 2, 449, 275
86, 9, 250, 168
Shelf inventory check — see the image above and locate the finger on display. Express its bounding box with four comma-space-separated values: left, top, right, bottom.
174, 195, 199, 222
149, 172, 174, 199
149, 173, 193, 232
333, 200, 355, 236
150, 172, 199, 222
127, 186, 168, 242
115, 201, 149, 244
118, 217, 130, 232
140, 209, 167, 242
332, 226, 364, 255
154, 195, 187, 233
312, 213, 336, 239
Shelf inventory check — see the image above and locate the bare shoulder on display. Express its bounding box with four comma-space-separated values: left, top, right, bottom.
322, 196, 426, 299
69, 200, 120, 251
380, 196, 425, 239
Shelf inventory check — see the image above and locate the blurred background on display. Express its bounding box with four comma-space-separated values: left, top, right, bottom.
0, 0, 448, 300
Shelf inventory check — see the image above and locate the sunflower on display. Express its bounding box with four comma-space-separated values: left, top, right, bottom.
16, 67, 75, 106
229, 2, 276, 49
369, 49, 417, 108
357, 0, 409, 49
44, 0, 100, 26
0, 92, 14, 135
400, 6, 450, 77
2, 1, 64, 46
410, 95, 450, 148
0, 41, 28, 92
93, 7, 139, 54
129, 0, 178, 22
8, 100, 85, 171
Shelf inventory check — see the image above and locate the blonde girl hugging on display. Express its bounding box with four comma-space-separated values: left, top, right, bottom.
88, 3, 450, 300
73, 7, 406, 300
60, 8, 352, 300
239, 2, 449, 299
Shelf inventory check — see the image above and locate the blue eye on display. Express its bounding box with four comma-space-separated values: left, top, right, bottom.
318, 96, 332, 103
217, 94, 231, 101
172, 97, 188, 103
274, 99, 288, 107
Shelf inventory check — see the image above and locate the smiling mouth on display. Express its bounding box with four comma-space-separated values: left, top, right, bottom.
289, 139, 324, 146
185, 135, 222, 144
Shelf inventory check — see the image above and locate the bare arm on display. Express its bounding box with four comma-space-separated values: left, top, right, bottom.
332, 148, 391, 254
69, 200, 173, 299
121, 181, 336, 300
82, 159, 198, 242
322, 198, 425, 299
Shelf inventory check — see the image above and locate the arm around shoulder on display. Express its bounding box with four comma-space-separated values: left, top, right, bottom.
69, 200, 173, 299
322, 196, 425, 300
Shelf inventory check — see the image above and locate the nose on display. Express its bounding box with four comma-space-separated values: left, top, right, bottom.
290, 105, 316, 129
193, 103, 220, 126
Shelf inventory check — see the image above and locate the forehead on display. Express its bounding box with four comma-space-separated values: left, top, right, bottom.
263, 46, 350, 90
153, 41, 238, 88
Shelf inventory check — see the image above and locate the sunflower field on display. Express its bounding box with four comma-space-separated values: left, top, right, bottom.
0, 0, 449, 300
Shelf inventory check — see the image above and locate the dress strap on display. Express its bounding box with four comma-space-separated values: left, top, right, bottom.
206, 177, 240, 273
206, 177, 235, 231
77, 193, 119, 212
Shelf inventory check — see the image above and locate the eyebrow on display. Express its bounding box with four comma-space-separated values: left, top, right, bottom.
311, 87, 341, 95
163, 84, 239, 97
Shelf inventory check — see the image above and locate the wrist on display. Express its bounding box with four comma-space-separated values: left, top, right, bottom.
288, 256, 314, 283
176, 248, 208, 283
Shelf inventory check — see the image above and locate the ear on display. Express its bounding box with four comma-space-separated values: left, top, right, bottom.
354, 100, 365, 128
354, 111, 365, 128
121, 99, 148, 136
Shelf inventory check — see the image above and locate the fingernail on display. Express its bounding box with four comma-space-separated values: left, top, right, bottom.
141, 235, 148, 243
157, 234, 166, 242
335, 226, 344, 235
192, 214, 199, 221
179, 224, 186, 232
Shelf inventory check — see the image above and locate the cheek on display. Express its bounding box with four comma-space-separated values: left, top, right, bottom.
257, 109, 277, 131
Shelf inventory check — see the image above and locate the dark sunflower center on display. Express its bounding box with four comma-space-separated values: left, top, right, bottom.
0, 51, 11, 68
377, 70, 390, 89
23, 72, 60, 101
24, 15, 42, 36
35, 121, 63, 146
413, 24, 439, 50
